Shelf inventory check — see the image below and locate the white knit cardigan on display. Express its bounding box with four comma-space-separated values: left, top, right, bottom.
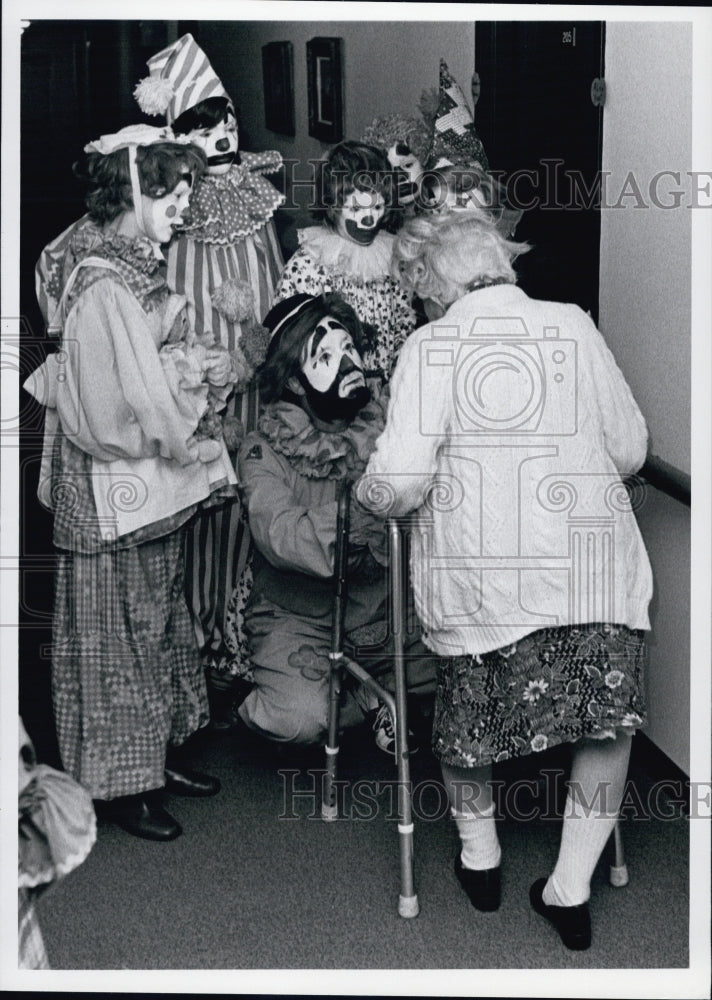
357, 283, 653, 657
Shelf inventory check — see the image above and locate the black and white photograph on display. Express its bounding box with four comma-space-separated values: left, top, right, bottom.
1, 2, 710, 996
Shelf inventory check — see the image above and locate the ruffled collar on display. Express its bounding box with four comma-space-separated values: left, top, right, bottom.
83, 231, 163, 274
178, 150, 285, 244
297, 226, 397, 284
258, 384, 388, 480
59, 222, 162, 288
57, 225, 167, 322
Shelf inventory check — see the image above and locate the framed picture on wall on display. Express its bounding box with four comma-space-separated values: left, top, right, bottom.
262, 41, 295, 136
306, 37, 343, 143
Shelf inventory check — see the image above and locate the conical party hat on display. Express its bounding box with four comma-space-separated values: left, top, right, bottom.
430, 59, 489, 172
134, 33, 229, 124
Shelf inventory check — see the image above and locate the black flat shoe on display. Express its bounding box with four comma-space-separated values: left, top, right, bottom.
110, 794, 182, 842
164, 765, 221, 797
529, 877, 591, 950
454, 855, 501, 912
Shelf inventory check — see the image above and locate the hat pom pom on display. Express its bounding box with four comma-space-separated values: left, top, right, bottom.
134, 76, 174, 116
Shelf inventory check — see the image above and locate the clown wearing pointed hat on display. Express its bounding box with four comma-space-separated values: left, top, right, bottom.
135, 33, 285, 706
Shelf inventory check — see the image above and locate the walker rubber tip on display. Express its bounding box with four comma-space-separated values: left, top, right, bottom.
398, 894, 420, 918
609, 863, 629, 887
321, 803, 338, 822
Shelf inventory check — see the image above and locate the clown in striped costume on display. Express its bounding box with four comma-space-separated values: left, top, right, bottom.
134, 34, 285, 709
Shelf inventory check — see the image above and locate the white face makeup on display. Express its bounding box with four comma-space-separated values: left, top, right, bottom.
300, 318, 365, 396
387, 141, 423, 184
186, 109, 239, 175
334, 189, 386, 246
140, 175, 193, 244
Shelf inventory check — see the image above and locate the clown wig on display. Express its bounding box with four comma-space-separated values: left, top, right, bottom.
258, 292, 368, 403
313, 141, 400, 233
75, 142, 206, 225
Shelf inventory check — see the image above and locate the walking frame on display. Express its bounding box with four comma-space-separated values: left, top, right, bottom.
320, 480, 628, 919
321, 479, 419, 918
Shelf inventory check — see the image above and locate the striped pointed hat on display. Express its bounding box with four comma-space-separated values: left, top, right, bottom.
430, 59, 489, 173
134, 33, 230, 124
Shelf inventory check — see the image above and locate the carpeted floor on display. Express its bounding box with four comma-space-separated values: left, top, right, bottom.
35, 722, 689, 972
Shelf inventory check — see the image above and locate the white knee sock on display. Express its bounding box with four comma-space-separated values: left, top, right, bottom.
543, 734, 632, 907
441, 763, 502, 871
452, 802, 502, 870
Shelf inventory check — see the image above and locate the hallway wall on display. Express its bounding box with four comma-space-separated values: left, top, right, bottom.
194, 20, 475, 252
599, 22, 693, 773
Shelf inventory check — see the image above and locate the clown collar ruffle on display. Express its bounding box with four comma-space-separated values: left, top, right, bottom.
258, 385, 388, 481
297, 226, 397, 284
61, 223, 162, 281
178, 150, 285, 244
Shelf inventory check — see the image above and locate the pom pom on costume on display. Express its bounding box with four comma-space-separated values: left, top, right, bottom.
211, 278, 255, 323
220, 414, 245, 453
133, 75, 174, 117
231, 344, 253, 391
240, 321, 271, 371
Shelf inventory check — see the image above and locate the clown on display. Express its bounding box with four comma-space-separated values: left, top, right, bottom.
236, 292, 436, 749
25, 125, 237, 840
361, 60, 521, 240
274, 141, 417, 382
361, 112, 431, 209
422, 60, 522, 237
134, 34, 285, 709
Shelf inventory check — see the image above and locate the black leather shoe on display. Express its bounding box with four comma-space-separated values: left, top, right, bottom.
529, 877, 592, 950
110, 794, 182, 842
454, 855, 501, 912
164, 765, 221, 797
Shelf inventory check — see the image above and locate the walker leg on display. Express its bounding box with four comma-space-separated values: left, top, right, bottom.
323, 481, 350, 822
322, 654, 343, 822
390, 519, 419, 918
608, 820, 629, 887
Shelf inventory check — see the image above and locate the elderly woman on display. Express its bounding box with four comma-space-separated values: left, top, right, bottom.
25, 125, 239, 841
355, 211, 653, 950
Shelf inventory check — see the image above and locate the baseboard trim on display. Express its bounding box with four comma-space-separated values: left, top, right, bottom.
631, 732, 690, 814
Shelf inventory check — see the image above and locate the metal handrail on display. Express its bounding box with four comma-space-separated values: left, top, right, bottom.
639, 454, 691, 508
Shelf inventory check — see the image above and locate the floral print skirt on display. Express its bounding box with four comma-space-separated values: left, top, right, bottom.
432, 623, 647, 768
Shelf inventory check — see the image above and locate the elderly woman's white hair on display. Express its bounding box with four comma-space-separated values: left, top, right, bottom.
393, 210, 530, 307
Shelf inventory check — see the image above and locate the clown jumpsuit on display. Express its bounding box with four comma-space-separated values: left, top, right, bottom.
236, 427, 437, 745
164, 153, 285, 678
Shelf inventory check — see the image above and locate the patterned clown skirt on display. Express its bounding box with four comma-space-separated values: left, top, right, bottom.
51, 531, 209, 801
432, 623, 647, 769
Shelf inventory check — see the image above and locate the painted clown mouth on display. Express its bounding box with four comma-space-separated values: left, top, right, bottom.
339, 370, 366, 396
208, 152, 236, 166
343, 220, 380, 245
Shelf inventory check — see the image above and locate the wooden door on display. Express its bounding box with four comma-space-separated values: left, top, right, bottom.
475, 21, 605, 319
